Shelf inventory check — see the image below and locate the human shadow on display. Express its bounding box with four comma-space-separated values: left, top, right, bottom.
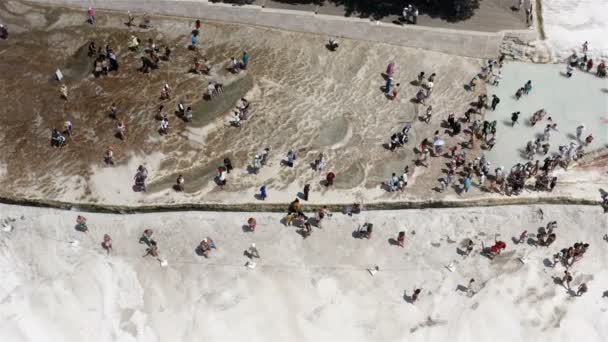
242, 224, 252, 233
543, 258, 553, 268
388, 238, 398, 246
455, 284, 468, 293
254, 194, 265, 201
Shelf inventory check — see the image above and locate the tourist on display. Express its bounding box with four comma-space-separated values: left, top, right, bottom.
303, 184, 310, 201
492, 70, 502, 86
116, 121, 126, 140
195, 19, 201, 30
175, 174, 185, 191
562, 270, 573, 289
576, 125, 585, 141
259, 184, 267, 200
384, 76, 393, 94
87, 7, 96, 24
326, 172, 336, 186
142, 12, 151, 28
184, 106, 193, 122
286, 150, 296, 167
217, 167, 227, 187
491, 95, 500, 110
397, 231, 405, 247
515, 87, 524, 100
102, 234, 113, 255
60, 84, 68, 100
586, 58, 593, 72
247, 217, 256, 232
313, 153, 326, 171
126, 11, 134, 27
75, 215, 88, 232
242, 51, 250, 69
566, 64, 574, 78
160, 83, 171, 99
104, 147, 114, 165
0, 24, 8, 40
386, 62, 395, 77
316, 206, 330, 228
198, 237, 216, 258
462, 175, 472, 194
159, 117, 169, 135
511, 111, 520, 126
423, 105, 432, 123
190, 32, 198, 48
247, 243, 260, 258
223, 158, 233, 174
585, 134, 593, 146
328, 38, 339, 51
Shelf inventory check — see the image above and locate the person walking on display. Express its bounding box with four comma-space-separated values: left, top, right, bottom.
259, 184, 267, 200
303, 184, 311, 201
511, 111, 520, 126
102, 234, 113, 255
87, 7, 96, 24
491, 95, 500, 111
248, 243, 260, 258
397, 231, 405, 247
576, 125, 585, 141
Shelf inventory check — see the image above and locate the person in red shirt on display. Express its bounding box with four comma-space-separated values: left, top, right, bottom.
397, 231, 405, 247
585, 134, 593, 146
490, 240, 506, 255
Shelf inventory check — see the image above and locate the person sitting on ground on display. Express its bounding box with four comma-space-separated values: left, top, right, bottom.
159, 117, 169, 135
75, 215, 88, 232
104, 146, 114, 165
128, 35, 140, 50
230, 111, 241, 127
288, 198, 302, 215
175, 174, 185, 191
328, 38, 339, 51
360, 223, 373, 239
51, 129, 66, 147
199, 237, 216, 258
247, 217, 257, 232
489, 240, 506, 257
230, 56, 240, 73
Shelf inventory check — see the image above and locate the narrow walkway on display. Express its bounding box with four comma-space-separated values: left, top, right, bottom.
27, 0, 537, 58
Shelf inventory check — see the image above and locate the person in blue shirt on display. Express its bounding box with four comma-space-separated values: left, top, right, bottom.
242, 51, 249, 69
259, 184, 267, 200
